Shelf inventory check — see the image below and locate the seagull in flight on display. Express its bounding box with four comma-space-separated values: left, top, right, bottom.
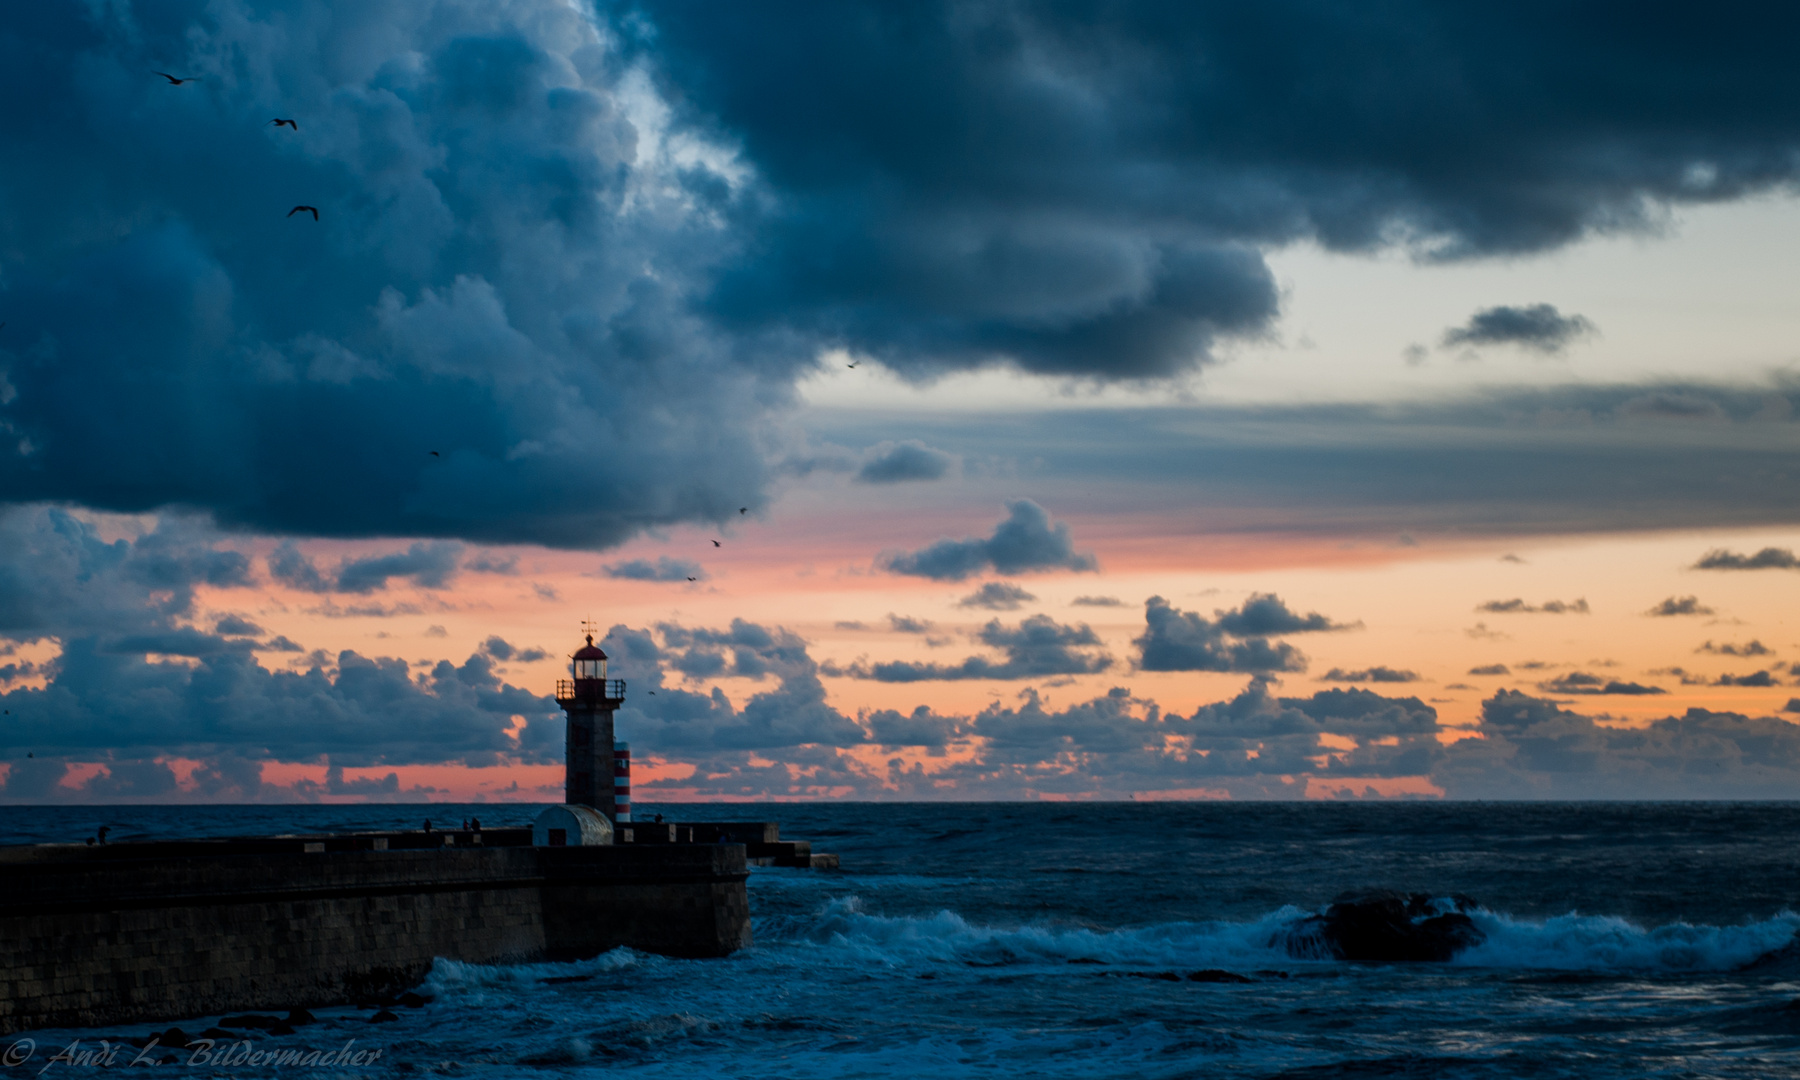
287, 205, 319, 220
686, 577, 697, 582
739, 507, 748, 514
155, 72, 200, 85
711, 540, 721, 547
429, 451, 440, 457
269, 118, 298, 130
847, 361, 858, 368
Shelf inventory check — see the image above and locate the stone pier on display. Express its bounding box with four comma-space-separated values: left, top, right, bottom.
0, 831, 750, 1035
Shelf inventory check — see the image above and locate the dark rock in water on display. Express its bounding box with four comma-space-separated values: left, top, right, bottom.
1739, 934, 1800, 972
269, 1023, 296, 1036
219, 1014, 282, 1030
285, 1008, 317, 1026
157, 1028, 191, 1050
1188, 969, 1254, 983
197, 1027, 239, 1041
1282, 890, 1485, 962
369, 1008, 400, 1023
397, 991, 430, 1008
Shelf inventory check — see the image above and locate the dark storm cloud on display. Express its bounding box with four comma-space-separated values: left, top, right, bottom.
1695, 548, 1800, 570
0, 509, 247, 640
802, 383, 1800, 542
879, 500, 1096, 581
481, 636, 548, 664
855, 441, 956, 484
334, 542, 463, 594
877, 680, 1445, 800
1438, 691, 1800, 798
832, 614, 1113, 682
601, 557, 706, 583
1699, 640, 1772, 657
887, 614, 936, 634
1615, 392, 1729, 422
1322, 666, 1420, 684
4, 638, 558, 770
958, 582, 1037, 611
1153, 681, 1443, 783
6, 3, 1800, 546
0, 507, 559, 771
599, 620, 866, 751
465, 553, 520, 575
1648, 596, 1714, 617
1468, 664, 1511, 676
214, 614, 264, 637
1216, 594, 1353, 636
81, 760, 181, 801
1538, 672, 1667, 696
1442, 304, 1595, 354
655, 619, 819, 683
1133, 596, 1320, 674
1476, 598, 1589, 614
637, 0, 1800, 382
864, 706, 965, 750
268, 540, 462, 593
0, 1, 776, 549
1715, 670, 1779, 688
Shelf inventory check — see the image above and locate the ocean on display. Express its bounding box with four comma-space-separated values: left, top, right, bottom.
4, 802, 1800, 1078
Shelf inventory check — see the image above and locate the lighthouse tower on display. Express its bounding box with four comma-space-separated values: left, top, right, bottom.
554, 627, 626, 819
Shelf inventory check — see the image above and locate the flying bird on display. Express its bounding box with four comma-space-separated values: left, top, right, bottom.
686, 577, 697, 582
711, 540, 721, 547
847, 361, 858, 368
155, 72, 199, 85
739, 507, 748, 514
429, 451, 440, 457
287, 205, 319, 220
269, 118, 298, 130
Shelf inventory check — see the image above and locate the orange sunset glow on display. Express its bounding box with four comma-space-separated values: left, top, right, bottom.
4, 0, 1800, 805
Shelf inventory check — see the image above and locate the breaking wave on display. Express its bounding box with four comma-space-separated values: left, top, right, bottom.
770, 896, 1800, 974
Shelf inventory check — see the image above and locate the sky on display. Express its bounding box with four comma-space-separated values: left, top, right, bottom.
3, 0, 1800, 803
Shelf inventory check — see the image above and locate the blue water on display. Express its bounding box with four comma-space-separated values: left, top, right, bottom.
5, 802, 1800, 1078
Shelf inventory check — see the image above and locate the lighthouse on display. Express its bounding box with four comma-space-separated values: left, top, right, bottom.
554, 627, 626, 820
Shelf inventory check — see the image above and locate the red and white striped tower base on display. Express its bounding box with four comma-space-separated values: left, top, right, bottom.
612, 741, 631, 822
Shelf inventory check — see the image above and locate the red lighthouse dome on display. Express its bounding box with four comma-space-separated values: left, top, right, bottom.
571, 634, 607, 682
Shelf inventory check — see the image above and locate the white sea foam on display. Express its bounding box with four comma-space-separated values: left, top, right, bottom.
421, 948, 645, 1004
773, 895, 1800, 974
1455, 908, 1800, 971
774, 896, 1306, 970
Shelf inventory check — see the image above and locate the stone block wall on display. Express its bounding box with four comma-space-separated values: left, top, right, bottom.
0, 839, 748, 1034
